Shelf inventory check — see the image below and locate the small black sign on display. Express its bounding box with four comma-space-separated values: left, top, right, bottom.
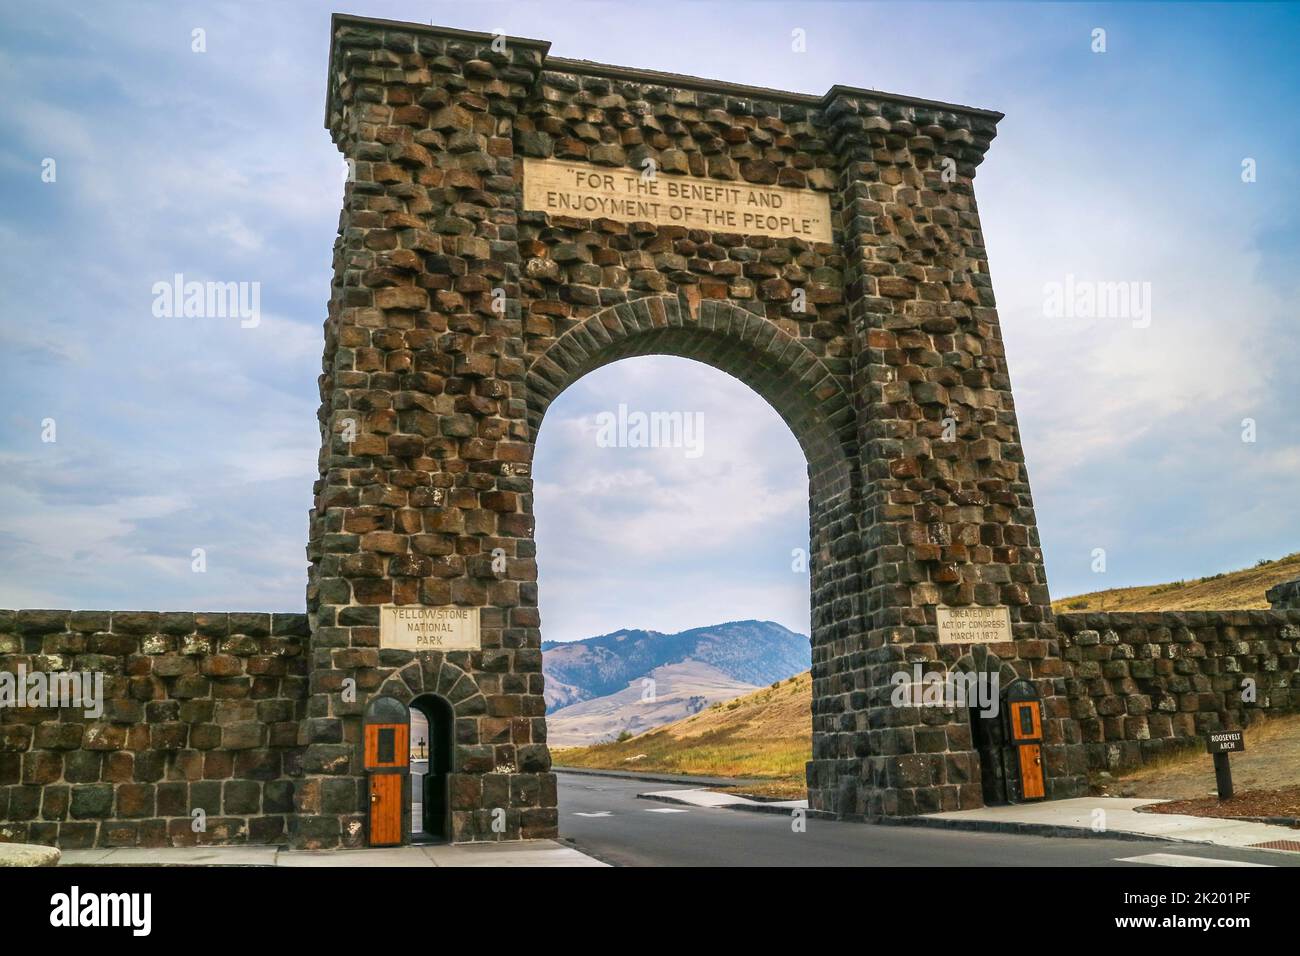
1206, 730, 1244, 754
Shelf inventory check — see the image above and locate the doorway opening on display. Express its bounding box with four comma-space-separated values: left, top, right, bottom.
409, 693, 453, 843
970, 704, 1008, 806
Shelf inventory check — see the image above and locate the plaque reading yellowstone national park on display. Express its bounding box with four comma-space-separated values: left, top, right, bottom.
522, 157, 832, 242
936, 606, 1013, 645
380, 605, 481, 651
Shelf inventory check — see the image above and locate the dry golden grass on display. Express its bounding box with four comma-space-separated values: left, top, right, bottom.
1052, 552, 1300, 613
1107, 713, 1300, 801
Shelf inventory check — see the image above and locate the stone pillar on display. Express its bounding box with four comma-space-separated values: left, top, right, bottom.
300, 19, 555, 848
818, 92, 1088, 815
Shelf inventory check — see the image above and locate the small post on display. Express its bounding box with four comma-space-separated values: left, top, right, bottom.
1212, 751, 1234, 800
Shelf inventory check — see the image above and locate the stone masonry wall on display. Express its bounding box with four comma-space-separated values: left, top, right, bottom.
1058, 610, 1300, 772
0, 610, 306, 848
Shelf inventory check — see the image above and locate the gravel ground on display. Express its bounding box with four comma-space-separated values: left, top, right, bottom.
1137, 786, 1300, 824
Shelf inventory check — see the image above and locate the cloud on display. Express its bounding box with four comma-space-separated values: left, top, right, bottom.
534, 356, 811, 639
0, 0, 1296, 631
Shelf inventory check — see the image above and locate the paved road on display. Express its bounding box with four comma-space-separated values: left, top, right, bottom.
557, 772, 1299, 867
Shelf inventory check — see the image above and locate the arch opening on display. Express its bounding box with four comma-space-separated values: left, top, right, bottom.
954, 648, 1022, 807
409, 693, 454, 842
531, 326, 859, 802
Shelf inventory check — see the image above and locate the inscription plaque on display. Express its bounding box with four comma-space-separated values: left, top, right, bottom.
936, 605, 1013, 645
380, 605, 481, 651
522, 157, 832, 242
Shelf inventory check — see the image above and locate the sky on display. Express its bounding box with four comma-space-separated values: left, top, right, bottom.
1, 1, 1297, 642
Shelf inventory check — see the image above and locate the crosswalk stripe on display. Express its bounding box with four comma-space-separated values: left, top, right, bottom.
1117, 853, 1271, 868
572, 811, 612, 817
644, 807, 689, 813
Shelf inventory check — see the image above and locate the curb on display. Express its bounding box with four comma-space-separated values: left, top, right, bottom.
637, 792, 804, 816
1135, 809, 1300, 828
558, 836, 623, 868
881, 815, 1169, 843
887, 816, 1300, 858
554, 766, 770, 788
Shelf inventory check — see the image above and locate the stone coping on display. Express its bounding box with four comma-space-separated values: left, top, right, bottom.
1057, 608, 1300, 630
325, 13, 1005, 125
0, 609, 307, 632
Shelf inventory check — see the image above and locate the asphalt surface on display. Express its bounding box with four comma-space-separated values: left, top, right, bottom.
557, 772, 1300, 867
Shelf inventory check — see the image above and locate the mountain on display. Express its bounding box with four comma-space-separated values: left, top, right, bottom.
546, 661, 759, 747
542, 619, 810, 713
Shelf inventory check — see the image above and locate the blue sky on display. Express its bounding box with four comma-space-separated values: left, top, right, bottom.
1, 2, 1297, 641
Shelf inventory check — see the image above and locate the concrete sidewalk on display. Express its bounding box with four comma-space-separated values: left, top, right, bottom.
913, 797, 1300, 854
639, 789, 1300, 857
59, 839, 606, 867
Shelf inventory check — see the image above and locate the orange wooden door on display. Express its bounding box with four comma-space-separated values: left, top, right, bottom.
1018, 744, 1045, 799
369, 774, 403, 846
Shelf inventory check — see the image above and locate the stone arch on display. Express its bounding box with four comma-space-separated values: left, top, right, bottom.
300, 16, 1094, 847
524, 294, 858, 494
373, 657, 486, 748
952, 645, 1022, 687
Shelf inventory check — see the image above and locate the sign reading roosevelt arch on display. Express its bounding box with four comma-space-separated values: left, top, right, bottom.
299, 14, 1088, 848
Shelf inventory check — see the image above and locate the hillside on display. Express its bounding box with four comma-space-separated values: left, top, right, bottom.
542, 619, 809, 712
1050, 551, 1300, 613
551, 671, 812, 789
555, 555, 1299, 787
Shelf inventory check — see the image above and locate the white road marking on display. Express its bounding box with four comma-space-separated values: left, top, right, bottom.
644, 807, 689, 813
1117, 853, 1271, 868
572, 811, 612, 818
